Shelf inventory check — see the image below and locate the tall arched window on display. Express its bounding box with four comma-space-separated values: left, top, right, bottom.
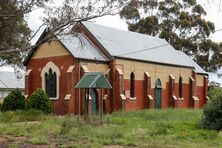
179, 76, 183, 98
130, 72, 135, 98
45, 68, 57, 98
41, 61, 60, 99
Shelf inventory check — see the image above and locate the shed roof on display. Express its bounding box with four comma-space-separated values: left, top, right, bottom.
82, 21, 207, 75
75, 72, 112, 88
0, 71, 24, 89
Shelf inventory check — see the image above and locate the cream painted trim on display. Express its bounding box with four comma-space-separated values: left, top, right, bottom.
169, 74, 175, 80
24, 95, 29, 99
81, 65, 90, 72
192, 96, 199, 101
178, 97, 184, 101
173, 95, 177, 100
129, 97, 136, 100
64, 94, 71, 100
103, 94, 108, 100
116, 68, 123, 75
120, 94, 126, 100
88, 94, 92, 100
206, 96, 210, 100
25, 69, 32, 76
148, 95, 153, 100
106, 68, 111, 74
40, 61, 61, 100
190, 76, 195, 81
67, 65, 75, 73
144, 72, 151, 77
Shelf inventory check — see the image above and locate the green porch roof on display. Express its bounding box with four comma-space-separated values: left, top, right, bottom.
75, 72, 112, 89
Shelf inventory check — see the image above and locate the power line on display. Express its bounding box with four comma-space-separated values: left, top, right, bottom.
119, 44, 170, 56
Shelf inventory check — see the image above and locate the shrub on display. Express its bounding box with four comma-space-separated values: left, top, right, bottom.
208, 85, 222, 100
0, 102, 1, 111
201, 93, 222, 130
1, 88, 25, 112
26, 88, 52, 114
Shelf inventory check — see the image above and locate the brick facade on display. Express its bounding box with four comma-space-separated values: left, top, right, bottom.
24, 24, 208, 115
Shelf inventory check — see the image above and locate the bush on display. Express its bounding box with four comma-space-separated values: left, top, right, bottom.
1, 88, 25, 112
208, 85, 222, 100
0, 102, 2, 111
26, 88, 52, 113
201, 93, 222, 130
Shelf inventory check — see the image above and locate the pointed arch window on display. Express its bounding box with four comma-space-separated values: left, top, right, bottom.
45, 68, 57, 98
41, 61, 60, 100
179, 76, 183, 98
130, 72, 135, 98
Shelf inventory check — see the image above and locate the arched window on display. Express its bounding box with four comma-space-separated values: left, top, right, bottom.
41, 61, 60, 99
45, 68, 57, 98
130, 72, 135, 98
179, 76, 183, 98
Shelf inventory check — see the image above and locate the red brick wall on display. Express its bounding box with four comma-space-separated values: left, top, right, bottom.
26, 55, 207, 114
26, 55, 75, 115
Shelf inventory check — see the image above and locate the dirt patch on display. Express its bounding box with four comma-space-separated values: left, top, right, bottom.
0, 135, 48, 148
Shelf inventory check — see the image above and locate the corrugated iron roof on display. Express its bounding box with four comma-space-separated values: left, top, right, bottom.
0, 71, 24, 89
82, 21, 207, 74
58, 33, 108, 62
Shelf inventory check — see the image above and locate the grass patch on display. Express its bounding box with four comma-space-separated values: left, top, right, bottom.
0, 109, 221, 147
0, 109, 49, 123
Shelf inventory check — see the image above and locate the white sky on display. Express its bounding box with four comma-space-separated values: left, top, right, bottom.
1, 1, 222, 85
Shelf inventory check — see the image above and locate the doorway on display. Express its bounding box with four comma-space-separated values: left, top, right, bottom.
90, 88, 98, 113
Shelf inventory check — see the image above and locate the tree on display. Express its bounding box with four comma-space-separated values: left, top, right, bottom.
0, 0, 127, 68
120, 0, 222, 72
0, 0, 47, 68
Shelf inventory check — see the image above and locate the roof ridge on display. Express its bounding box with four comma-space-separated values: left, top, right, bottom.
82, 21, 165, 41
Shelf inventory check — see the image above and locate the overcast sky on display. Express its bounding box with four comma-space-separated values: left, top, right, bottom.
1, 1, 222, 84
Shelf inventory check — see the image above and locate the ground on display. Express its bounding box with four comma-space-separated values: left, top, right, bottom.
0, 109, 221, 148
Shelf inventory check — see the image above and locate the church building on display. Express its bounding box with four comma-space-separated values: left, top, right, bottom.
24, 22, 208, 114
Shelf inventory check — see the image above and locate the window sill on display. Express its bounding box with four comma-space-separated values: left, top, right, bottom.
178, 97, 184, 101
129, 97, 136, 100
49, 97, 59, 100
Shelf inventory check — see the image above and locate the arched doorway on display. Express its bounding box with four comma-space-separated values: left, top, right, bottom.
155, 78, 162, 108
90, 88, 98, 113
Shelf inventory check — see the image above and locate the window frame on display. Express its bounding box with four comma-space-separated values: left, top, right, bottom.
179, 76, 183, 98
130, 72, 135, 98
41, 62, 60, 100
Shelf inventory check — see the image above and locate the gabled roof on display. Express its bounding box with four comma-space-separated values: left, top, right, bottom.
58, 33, 108, 62
23, 30, 108, 65
0, 71, 24, 89
81, 21, 207, 75
75, 72, 112, 88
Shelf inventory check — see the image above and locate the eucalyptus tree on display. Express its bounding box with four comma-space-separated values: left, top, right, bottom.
120, 0, 222, 72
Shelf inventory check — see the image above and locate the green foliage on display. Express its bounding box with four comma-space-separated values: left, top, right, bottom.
201, 92, 222, 130
26, 88, 52, 114
0, 109, 47, 123
120, 0, 222, 72
1, 88, 25, 112
0, 109, 221, 147
0, 102, 1, 111
208, 85, 222, 100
